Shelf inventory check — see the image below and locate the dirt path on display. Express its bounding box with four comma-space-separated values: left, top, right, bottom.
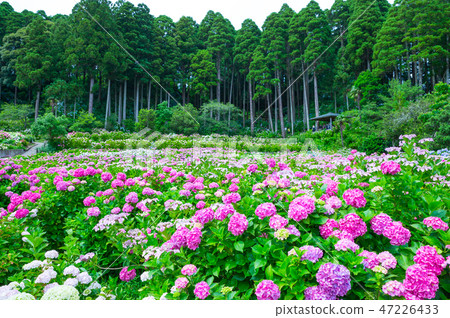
20, 142, 45, 157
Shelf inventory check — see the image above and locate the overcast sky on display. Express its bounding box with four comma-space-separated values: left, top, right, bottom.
9, 0, 380, 29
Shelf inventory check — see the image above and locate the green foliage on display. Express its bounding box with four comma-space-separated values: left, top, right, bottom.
136, 108, 156, 131
69, 111, 102, 133
169, 104, 199, 135
0, 103, 33, 129
31, 113, 70, 147
155, 102, 174, 134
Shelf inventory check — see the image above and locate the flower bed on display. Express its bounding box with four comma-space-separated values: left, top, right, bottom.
0, 135, 448, 300
0, 131, 30, 150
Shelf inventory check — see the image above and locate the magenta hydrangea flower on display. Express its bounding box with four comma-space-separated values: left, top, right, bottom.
101, 172, 113, 182
222, 192, 241, 204
325, 196, 342, 209
335, 239, 360, 252
339, 213, 367, 239
286, 224, 300, 237
247, 164, 258, 173
413, 245, 445, 276
194, 281, 210, 299
181, 264, 197, 276
382, 281, 405, 297
169, 226, 190, 249
423, 217, 449, 231
381, 161, 401, 175
193, 208, 214, 224
87, 207, 101, 217
255, 202, 277, 220
382, 221, 411, 246
119, 266, 136, 282
15, 208, 30, 219
83, 196, 96, 207
214, 204, 235, 221
304, 286, 336, 300
403, 264, 439, 300
370, 213, 393, 235
377, 251, 397, 270
359, 250, 379, 269
186, 227, 202, 250
297, 245, 323, 263
125, 192, 138, 204
175, 277, 189, 289
228, 212, 248, 236
255, 280, 281, 300
269, 214, 288, 230
319, 219, 339, 239
316, 263, 351, 298
288, 196, 315, 221
342, 189, 366, 208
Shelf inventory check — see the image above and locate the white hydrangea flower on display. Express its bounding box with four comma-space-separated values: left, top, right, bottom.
41, 285, 80, 300
8, 292, 35, 300
35, 268, 57, 284
23, 260, 43, 271
140, 271, 152, 282
142, 295, 156, 300
43, 283, 59, 294
8, 282, 20, 290
0, 285, 19, 300
63, 265, 80, 276
45, 250, 59, 259
87, 282, 102, 290
76, 272, 92, 284
64, 278, 79, 287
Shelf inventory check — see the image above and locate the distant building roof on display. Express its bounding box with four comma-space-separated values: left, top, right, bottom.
310, 113, 340, 121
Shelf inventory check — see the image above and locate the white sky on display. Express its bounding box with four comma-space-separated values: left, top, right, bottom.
10, 0, 350, 29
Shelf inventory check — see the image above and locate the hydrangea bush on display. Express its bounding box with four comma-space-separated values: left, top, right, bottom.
0, 135, 448, 300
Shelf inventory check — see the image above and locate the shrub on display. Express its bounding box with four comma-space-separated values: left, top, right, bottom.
69, 111, 102, 133
136, 109, 156, 132
31, 113, 70, 148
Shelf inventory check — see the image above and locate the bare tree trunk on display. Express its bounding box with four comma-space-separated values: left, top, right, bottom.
182, 83, 186, 106
302, 64, 310, 131
123, 80, 127, 122
114, 82, 118, 116
346, 93, 349, 111
147, 82, 151, 110
229, 67, 234, 103
118, 83, 123, 124
313, 69, 320, 131
135, 79, 140, 122
277, 69, 286, 138
216, 58, 221, 103
267, 94, 274, 132
34, 86, 41, 120
274, 91, 278, 133
249, 80, 254, 135
418, 59, 423, 87
88, 76, 94, 114
105, 79, 111, 129
289, 77, 294, 135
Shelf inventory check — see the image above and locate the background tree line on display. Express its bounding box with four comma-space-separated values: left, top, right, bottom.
0, 0, 449, 142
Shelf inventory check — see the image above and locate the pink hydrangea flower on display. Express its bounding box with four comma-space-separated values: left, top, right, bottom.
83, 196, 96, 207
423, 217, 449, 231
342, 189, 366, 208
214, 204, 235, 221
381, 161, 401, 175
228, 213, 248, 236
383, 221, 411, 246
377, 251, 397, 270
15, 208, 30, 219
186, 228, 202, 250
269, 215, 288, 230
339, 213, 367, 239
193, 208, 214, 224
319, 219, 339, 239
359, 250, 379, 269
370, 213, 392, 235
413, 245, 445, 276
255, 203, 277, 220
335, 239, 360, 252
87, 207, 101, 217
316, 263, 351, 298
288, 196, 315, 221
403, 264, 439, 300
382, 281, 405, 297
255, 280, 280, 300
119, 267, 136, 282
222, 192, 241, 204
247, 164, 258, 173
194, 281, 210, 299
181, 264, 197, 276
175, 277, 189, 289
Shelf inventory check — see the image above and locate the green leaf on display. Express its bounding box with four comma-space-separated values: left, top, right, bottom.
254, 258, 267, 269
234, 241, 244, 252
265, 265, 274, 280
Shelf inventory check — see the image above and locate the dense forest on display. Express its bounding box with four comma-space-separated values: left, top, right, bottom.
0, 0, 449, 149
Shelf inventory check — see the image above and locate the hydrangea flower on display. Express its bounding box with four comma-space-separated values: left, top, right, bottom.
304, 286, 336, 300
335, 239, 360, 252
288, 196, 315, 221
181, 264, 197, 276
255, 280, 280, 300
382, 281, 405, 297
194, 281, 210, 299
186, 227, 203, 250
382, 221, 411, 246
119, 267, 136, 282
286, 224, 300, 237
274, 228, 290, 240
255, 203, 277, 220
214, 204, 235, 221
77, 272, 93, 284
175, 277, 189, 289
228, 212, 248, 236
316, 263, 351, 298
319, 219, 340, 239
44, 250, 59, 259
63, 265, 80, 276
423, 217, 449, 231
377, 251, 397, 270
370, 213, 392, 235
41, 285, 80, 300
359, 250, 379, 269
339, 213, 367, 239
342, 189, 366, 208
413, 245, 445, 276
403, 264, 439, 300
380, 161, 401, 175
269, 214, 288, 230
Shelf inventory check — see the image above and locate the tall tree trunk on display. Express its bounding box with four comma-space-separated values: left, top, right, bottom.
123, 80, 127, 122
346, 93, 349, 111
249, 80, 254, 135
105, 79, 111, 129
140, 82, 144, 110
114, 82, 118, 116
242, 78, 246, 127
147, 82, 151, 110
418, 59, 423, 87
289, 76, 294, 136
135, 79, 140, 122
229, 67, 234, 103
313, 69, 320, 131
118, 83, 123, 124
277, 69, 286, 138
182, 83, 186, 106
302, 64, 310, 131
334, 92, 337, 113
216, 58, 221, 103
98, 72, 102, 103
267, 94, 273, 132
34, 87, 41, 120
88, 76, 94, 114
274, 92, 278, 132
